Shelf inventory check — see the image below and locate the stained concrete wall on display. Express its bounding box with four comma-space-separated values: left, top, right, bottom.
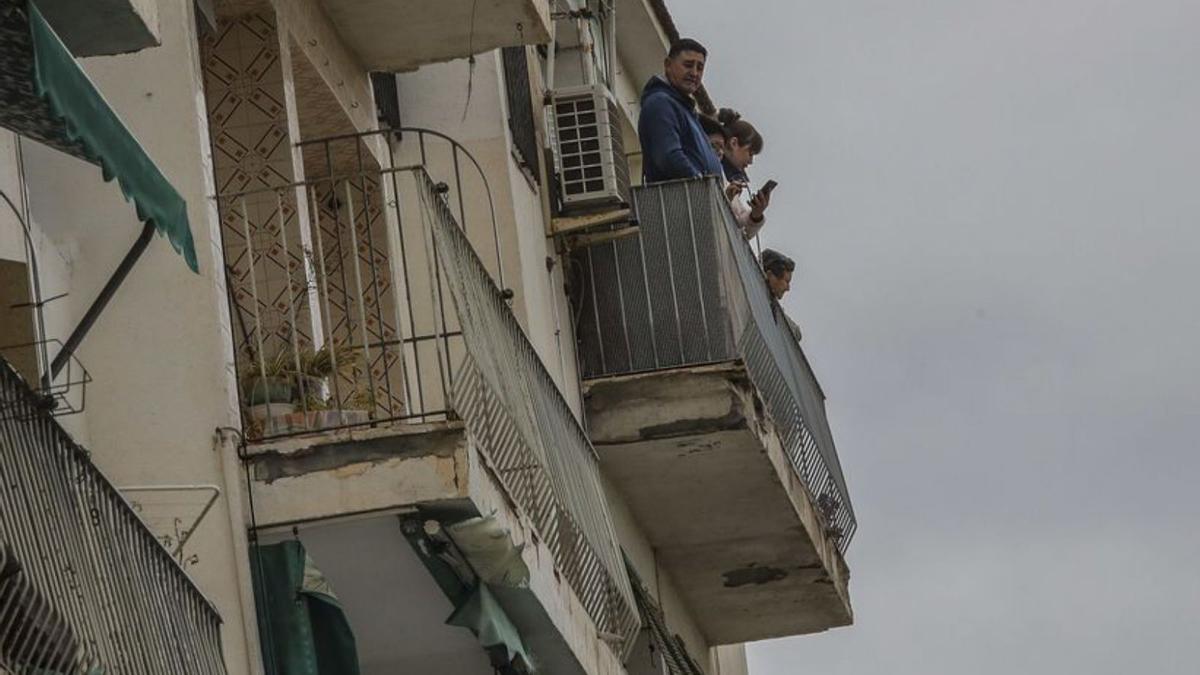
605, 474, 715, 672
394, 50, 585, 414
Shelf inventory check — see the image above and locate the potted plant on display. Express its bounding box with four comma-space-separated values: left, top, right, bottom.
242, 343, 361, 434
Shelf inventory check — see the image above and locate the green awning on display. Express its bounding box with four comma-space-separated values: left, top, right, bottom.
251, 541, 361, 675
447, 584, 533, 672
0, 0, 198, 272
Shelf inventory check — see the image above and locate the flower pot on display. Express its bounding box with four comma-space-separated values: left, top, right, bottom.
246, 376, 294, 406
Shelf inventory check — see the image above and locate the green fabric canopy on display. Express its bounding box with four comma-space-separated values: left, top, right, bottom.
23, 1, 198, 272
447, 584, 533, 672
251, 542, 361, 675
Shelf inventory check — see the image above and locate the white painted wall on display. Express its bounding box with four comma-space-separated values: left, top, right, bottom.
395, 51, 585, 414
12, 1, 261, 673
0, 132, 90, 442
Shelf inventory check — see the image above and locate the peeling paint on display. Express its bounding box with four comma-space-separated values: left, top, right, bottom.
722, 564, 788, 587
251, 427, 464, 483
637, 404, 745, 440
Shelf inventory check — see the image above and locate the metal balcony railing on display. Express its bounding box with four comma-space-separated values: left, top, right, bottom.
216, 134, 641, 652
217, 128, 504, 441
0, 357, 226, 675
416, 167, 640, 653
572, 177, 857, 550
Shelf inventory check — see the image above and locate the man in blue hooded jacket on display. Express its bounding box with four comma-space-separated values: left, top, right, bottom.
638, 38, 724, 182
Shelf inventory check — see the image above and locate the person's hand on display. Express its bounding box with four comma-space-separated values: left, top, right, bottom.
725, 180, 747, 201
749, 186, 772, 221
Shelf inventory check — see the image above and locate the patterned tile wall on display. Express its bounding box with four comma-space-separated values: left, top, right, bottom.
202, 12, 315, 406
202, 12, 407, 425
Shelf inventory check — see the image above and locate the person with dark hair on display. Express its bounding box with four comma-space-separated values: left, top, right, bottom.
761, 248, 795, 301
717, 108, 764, 183
761, 248, 803, 342
719, 108, 772, 236
701, 114, 769, 237
638, 38, 723, 182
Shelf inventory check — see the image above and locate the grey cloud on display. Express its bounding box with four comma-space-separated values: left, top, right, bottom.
676, 0, 1200, 672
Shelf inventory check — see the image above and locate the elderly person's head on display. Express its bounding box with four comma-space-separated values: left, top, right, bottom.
663, 38, 707, 96
761, 249, 795, 300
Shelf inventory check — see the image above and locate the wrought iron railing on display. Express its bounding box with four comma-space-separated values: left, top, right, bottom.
217, 134, 641, 652
572, 177, 857, 550
415, 168, 640, 654
0, 357, 226, 674
216, 128, 504, 441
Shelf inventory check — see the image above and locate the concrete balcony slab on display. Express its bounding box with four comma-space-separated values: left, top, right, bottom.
585, 364, 853, 644
243, 422, 630, 675
36, 0, 159, 56
318, 0, 551, 71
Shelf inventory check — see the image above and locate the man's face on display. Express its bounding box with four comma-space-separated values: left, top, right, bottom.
664, 50, 706, 96
767, 269, 792, 300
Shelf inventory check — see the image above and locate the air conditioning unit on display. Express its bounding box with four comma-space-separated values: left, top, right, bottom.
549, 84, 631, 213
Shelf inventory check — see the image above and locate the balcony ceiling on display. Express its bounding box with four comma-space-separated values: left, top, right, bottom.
319, 0, 551, 72
587, 366, 853, 644
35, 0, 159, 56
261, 518, 496, 675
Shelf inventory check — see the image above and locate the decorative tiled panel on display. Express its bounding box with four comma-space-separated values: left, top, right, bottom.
203, 13, 408, 428
202, 11, 315, 404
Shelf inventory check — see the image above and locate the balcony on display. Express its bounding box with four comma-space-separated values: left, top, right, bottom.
220, 136, 638, 672
32, 0, 160, 56
571, 178, 857, 643
315, 0, 550, 71
0, 357, 225, 674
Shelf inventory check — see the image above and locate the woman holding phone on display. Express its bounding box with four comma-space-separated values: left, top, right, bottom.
717, 108, 774, 237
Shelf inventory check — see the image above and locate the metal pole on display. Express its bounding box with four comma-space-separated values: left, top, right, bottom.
307, 184, 344, 418
277, 191, 309, 421
46, 220, 156, 385
343, 181, 378, 419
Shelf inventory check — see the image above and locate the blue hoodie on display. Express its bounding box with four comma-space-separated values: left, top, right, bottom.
638, 76, 723, 182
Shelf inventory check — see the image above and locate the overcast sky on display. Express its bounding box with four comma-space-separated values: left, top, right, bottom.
672, 1, 1200, 673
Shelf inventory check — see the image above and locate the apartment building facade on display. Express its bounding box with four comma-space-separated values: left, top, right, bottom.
0, 0, 854, 673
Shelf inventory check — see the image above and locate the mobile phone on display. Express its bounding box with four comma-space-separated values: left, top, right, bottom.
754, 180, 778, 202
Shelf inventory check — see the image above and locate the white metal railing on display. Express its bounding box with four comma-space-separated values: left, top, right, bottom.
0, 357, 226, 674
415, 168, 641, 654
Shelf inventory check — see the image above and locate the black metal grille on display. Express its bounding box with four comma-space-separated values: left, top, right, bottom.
0, 357, 227, 674
501, 47, 540, 184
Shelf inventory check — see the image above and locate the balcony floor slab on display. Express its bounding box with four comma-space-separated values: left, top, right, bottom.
319, 0, 551, 71
586, 364, 853, 644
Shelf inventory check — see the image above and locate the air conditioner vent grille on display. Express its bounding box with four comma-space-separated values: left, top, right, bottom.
549, 85, 631, 212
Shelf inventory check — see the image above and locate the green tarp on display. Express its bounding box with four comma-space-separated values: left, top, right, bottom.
251, 541, 360, 675
446, 584, 532, 672
23, 1, 198, 272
